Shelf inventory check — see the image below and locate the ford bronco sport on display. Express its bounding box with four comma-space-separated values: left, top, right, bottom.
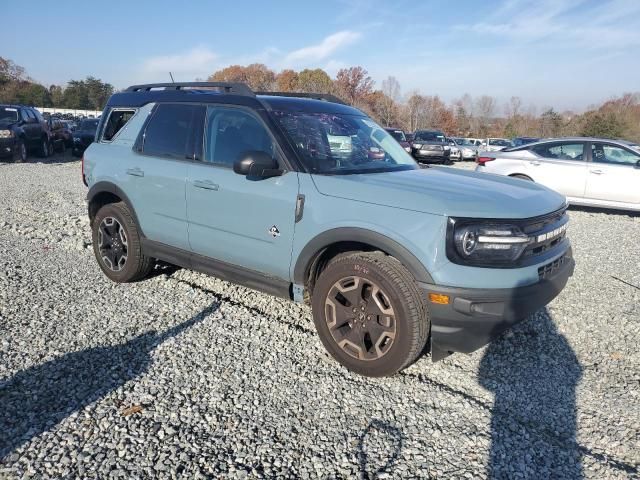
84, 82, 574, 377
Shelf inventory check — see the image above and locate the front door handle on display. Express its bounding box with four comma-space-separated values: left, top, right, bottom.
192, 179, 219, 191
126, 167, 144, 177
590, 169, 604, 175
529, 161, 541, 166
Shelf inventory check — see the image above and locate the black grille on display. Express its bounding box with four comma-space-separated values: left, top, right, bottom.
538, 254, 568, 279
521, 208, 569, 260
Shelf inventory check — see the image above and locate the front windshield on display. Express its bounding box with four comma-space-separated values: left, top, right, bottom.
0, 107, 19, 124
387, 129, 406, 142
489, 139, 512, 147
273, 111, 417, 174
414, 131, 445, 142
79, 119, 99, 132
457, 139, 477, 147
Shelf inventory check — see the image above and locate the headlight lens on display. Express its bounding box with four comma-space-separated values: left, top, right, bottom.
0, 129, 14, 138
404, 146, 411, 152
412, 143, 422, 149
449, 221, 531, 265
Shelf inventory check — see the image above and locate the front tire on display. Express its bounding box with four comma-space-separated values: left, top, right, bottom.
15, 140, 27, 163
38, 138, 50, 158
92, 202, 153, 283
312, 252, 429, 377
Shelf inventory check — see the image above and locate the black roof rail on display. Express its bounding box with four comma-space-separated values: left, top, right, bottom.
124, 82, 255, 97
256, 91, 346, 105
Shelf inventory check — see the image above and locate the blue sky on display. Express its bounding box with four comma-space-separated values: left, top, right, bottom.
3, 0, 640, 111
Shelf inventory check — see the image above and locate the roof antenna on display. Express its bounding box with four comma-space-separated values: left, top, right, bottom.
169, 72, 175, 83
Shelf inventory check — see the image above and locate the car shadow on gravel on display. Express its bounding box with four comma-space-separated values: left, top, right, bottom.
357, 419, 403, 479
0, 303, 218, 460
478, 307, 584, 479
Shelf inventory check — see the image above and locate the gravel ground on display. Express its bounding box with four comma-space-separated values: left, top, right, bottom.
0, 153, 638, 479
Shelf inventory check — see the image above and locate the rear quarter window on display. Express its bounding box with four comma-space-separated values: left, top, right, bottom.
102, 109, 136, 141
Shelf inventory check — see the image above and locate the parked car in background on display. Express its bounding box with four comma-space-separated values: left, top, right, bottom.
475, 137, 640, 211
446, 137, 461, 161
481, 138, 512, 152
48, 118, 74, 152
72, 118, 99, 157
385, 128, 412, 153
411, 129, 451, 164
512, 137, 540, 147
84, 82, 573, 377
405, 132, 414, 143
0, 104, 52, 162
453, 138, 480, 161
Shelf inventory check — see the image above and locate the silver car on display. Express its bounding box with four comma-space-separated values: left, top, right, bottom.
475, 137, 640, 212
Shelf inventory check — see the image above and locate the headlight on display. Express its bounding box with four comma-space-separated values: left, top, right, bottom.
404, 146, 411, 152
0, 130, 14, 139
412, 143, 422, 149
448, 220, 531, 266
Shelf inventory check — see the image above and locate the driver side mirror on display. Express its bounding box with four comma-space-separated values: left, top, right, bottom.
233, 151, 282, 178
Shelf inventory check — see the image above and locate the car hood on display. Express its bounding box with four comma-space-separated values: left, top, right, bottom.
311, 167, 566, 219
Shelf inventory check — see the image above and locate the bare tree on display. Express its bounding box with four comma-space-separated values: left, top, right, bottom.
475, 95, 497, 136
378, 76, 401, 127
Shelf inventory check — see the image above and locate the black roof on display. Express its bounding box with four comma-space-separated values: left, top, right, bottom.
108, 82, 363, 115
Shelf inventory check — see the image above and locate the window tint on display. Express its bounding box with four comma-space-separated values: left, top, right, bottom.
204, 107, 275, 167
103, 109, 135, 141
591, 143, 640, 166
143, 104, 197, 158
532, 143, 584, 161
25, 109, 37, 122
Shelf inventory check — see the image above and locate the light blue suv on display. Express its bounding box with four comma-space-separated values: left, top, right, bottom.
83, 83, 574, 377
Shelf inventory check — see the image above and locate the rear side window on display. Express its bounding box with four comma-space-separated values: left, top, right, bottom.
143, 104, 198, 159
103, 109, 136, 141
591, 143, 640, 166
532, 143, 584, 161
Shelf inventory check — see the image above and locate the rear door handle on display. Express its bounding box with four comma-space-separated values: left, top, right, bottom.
192, 179, 219, 191
126, 167, 144, 177
590, 169, 604, 175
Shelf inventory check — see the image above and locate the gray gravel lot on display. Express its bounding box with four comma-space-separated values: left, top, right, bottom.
0, 153, 638, 479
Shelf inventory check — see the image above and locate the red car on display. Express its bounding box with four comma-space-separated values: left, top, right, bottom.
384, 128, 412, 153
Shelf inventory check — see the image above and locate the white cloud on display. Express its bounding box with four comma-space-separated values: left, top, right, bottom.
283, 31, 361, 66
141, 46, 218, 80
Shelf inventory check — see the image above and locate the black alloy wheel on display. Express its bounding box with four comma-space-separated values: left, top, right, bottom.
97, 216, 128, 272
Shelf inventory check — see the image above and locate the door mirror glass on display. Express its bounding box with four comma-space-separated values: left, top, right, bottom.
233, 151, 281, 178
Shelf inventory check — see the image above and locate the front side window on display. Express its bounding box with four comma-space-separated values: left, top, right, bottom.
143, 104, 198, 159
204, 107, 275, 167
103, 109, 136, 141
273, 111, 417, 174
532, 142, 584, 161
591, 143, 640, 166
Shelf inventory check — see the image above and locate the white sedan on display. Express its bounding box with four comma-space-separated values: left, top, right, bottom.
475, 137, 640, 212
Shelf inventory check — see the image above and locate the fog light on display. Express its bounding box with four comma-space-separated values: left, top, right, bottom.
429, 293, 450, 305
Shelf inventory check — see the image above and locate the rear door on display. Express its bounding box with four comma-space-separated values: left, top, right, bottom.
584, 141, 640, 208
527, 141, 588, 198
186, 105, 298, 280
121, 103, 201, 251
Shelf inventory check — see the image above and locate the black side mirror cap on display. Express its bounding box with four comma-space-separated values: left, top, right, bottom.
233, 151, 282, 178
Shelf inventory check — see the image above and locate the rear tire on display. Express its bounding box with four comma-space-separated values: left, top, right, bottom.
38, 138, 50, 158
312, 251, 429, 377
92, 202, 153, 283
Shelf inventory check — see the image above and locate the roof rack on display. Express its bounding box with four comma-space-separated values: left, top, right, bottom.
257, 91, 346, 105
124, 82, 255, 97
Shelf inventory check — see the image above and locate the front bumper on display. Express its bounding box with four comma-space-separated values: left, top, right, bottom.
412, 149, 450, 163
421, 248, 574, 361
0, 138, 17, 158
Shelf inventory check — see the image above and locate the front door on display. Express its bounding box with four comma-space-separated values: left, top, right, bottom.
528, 141, 588, 199
186, 105, 298, 281
585, 142, 640, 207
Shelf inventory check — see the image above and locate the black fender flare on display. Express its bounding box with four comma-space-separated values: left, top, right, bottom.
86, 181, 144, 235
293, 227, 434, 285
